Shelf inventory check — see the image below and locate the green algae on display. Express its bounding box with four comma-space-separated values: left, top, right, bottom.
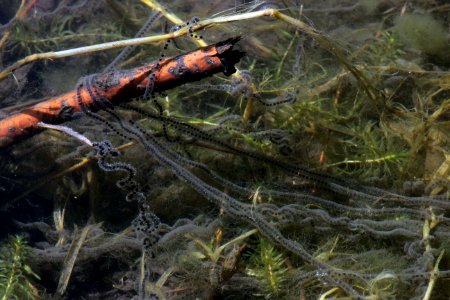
0, 1, 449, 299
395, 13, 449, 62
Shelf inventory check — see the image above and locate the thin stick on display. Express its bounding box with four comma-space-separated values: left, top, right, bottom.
139, 0, 207, 48
1, 8, 380, 109
423, 250, 445, 300
0, 38, 244, 149
0, 9, 310, 82
37, 122, 94, 147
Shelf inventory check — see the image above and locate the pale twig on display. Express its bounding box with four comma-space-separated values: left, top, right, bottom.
37, 122, 94, 147
138, 0, 206, 47
1, 8, 379, 107
423, 250, 445, 300
421, 208, 442, 300
0, 9, 314, 81
56, 224, 93, 295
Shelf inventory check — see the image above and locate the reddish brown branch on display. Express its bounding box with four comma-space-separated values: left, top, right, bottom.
0, 37, 244, 149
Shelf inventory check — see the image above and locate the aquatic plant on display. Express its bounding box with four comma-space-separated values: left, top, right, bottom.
0, 235, 40, 300
394, 13, 449, 62
0, 0, 449, 299
246, 238, 288, 299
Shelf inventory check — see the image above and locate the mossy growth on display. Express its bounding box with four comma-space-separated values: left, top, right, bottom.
246, 238, 288, 299
394, 13, 449, 62
0, 235, 40, 300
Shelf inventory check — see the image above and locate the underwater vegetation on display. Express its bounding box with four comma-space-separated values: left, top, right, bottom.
0, 235, 40, 300
0, 0, 449, 299
394, 12, 449, 62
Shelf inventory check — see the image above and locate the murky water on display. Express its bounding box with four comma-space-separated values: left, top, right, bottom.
0, 1, 449, 299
